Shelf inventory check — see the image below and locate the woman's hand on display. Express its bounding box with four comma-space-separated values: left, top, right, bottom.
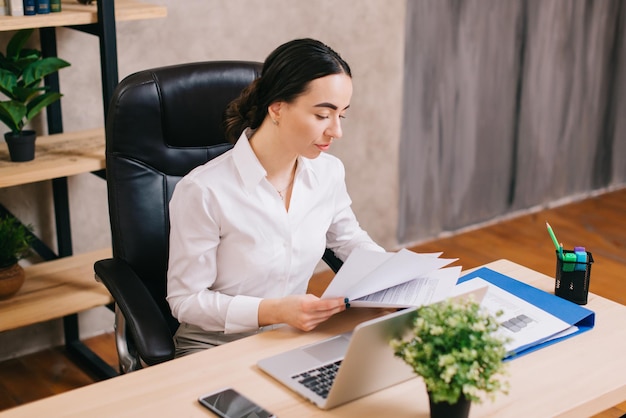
259, 294, 347, 331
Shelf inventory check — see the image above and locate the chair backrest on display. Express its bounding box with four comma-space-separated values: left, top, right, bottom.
105, 61, 263, 335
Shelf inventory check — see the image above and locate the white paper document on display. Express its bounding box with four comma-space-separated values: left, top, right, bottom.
453, 278, 578, 357
352, 266, 462, 307
321, 248, 459, 308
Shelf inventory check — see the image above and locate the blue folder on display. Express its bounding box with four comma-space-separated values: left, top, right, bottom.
458, 267, 595, 359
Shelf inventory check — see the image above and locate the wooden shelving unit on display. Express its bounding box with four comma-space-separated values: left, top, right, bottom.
0, 0, 166, 30
0, 128, 105, 187
0, 0, 166, 379
0, 248, 112, 332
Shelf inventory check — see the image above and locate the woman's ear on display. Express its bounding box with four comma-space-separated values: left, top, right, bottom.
268, 102, 283, 125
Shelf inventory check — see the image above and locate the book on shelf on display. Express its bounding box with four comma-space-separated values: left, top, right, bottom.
23, 0, 35, 15
8, 0, 23, 15
36, 0, 49, 14
50, 0, 60, 12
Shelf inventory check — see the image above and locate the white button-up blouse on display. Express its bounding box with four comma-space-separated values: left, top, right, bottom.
167, 130, 383, 335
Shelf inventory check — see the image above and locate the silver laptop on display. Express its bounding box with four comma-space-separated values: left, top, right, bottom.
257, 307, 417, 410
256, 287, 487, 410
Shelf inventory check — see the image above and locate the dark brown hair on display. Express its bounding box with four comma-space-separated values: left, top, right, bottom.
223, 38, 351, 143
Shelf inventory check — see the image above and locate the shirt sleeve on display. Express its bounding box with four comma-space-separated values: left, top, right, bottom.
166, 176, 261, 334
325, 159, 385, 261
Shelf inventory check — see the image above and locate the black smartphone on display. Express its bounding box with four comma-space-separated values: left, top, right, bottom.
198, 387, 276, 418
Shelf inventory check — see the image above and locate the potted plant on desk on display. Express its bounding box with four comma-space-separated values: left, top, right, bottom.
390, 297, 509, 418
0, 29, 71, 162
0, 214, 33, 299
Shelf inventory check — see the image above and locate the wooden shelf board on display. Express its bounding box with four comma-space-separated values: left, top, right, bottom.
0, 248, 113, 332
0, 128, 105, 188
0, 0, 167, 31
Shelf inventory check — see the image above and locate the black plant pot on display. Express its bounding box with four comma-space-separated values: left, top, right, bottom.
428, 393, 471, 418
4, 130, 36, 162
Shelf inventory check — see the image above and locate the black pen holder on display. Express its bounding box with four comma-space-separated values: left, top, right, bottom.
555, 250, 593, 305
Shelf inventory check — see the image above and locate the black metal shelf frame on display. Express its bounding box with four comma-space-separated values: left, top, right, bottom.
35, 0, 120, 380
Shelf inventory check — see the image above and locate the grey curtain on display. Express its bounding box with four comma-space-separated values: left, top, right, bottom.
398, 0, 625, 244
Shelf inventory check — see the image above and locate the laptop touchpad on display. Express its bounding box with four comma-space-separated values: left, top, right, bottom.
303, 334, 351, 363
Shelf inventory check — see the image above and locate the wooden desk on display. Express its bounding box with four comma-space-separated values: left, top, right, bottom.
1, 260, 625, 417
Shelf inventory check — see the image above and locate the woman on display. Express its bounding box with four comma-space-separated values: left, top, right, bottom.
167, 38, 384, 357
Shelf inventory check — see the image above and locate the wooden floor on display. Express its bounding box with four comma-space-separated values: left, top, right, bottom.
0, 188, 625, 416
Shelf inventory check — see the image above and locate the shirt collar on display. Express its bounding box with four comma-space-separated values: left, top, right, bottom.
233, 128, 320, 193
296, 153, 318, 189
232, 129, 266, 194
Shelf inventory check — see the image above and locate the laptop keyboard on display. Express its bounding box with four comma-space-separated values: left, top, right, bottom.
291, 360, 342, 399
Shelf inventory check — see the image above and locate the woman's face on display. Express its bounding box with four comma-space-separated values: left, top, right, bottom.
274, 73, 353, 159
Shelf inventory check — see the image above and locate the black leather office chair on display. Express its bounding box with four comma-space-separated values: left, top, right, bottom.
94, 61, 343, 373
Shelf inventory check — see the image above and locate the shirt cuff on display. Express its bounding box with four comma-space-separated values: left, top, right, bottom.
224, 294, 262, 334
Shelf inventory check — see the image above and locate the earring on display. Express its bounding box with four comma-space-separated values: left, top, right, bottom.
271, 119, 278, 126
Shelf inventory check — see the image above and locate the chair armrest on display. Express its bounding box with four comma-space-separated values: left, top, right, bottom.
94, 258, 175, 366
323, 248, 343, 273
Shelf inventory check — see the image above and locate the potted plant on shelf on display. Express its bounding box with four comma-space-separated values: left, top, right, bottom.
0, 28, 71, 162
390, 297, 509, 418
0, 214, 33, 299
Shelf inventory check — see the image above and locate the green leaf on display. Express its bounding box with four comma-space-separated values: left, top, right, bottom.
12, 85, 46, 103
6, 29, 34, 61
0, 100, 26, 133
0, 214, 33, 267
12, 49, 41, 75
25, 92, 62, 121
390, 298, 509, 404
0, 29, 70, 133
0, 54, 13, 72
0, 68, 18, 98
22, 57, 70, 88
18, 48, 41, 61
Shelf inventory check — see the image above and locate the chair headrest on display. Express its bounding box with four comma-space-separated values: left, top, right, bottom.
106, 61, 262, 174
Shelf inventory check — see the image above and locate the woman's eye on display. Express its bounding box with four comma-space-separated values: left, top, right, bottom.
316, 114, 347, 120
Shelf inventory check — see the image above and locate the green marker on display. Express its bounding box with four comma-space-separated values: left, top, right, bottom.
546, 222, 564, 259
561, 246, 577, 272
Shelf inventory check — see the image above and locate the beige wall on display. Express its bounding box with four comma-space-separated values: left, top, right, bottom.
0, 1, 406, 359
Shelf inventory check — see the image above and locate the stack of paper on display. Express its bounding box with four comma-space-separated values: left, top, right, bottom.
322, 252, 595, 359
321, 248, 460, 308
456, 268, 595, 359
